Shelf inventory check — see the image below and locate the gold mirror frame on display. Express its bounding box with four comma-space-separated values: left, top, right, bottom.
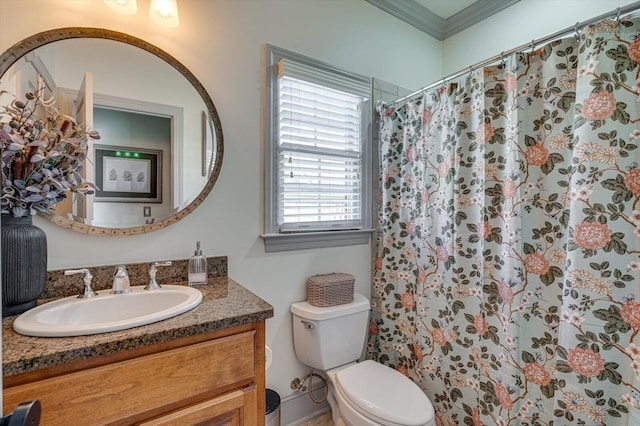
0, 27, 224, 236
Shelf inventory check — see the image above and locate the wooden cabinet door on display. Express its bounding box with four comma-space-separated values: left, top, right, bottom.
4, 332, 255, 425
139, 385, 257, 426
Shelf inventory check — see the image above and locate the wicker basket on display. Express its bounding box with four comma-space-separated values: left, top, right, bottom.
307, 273, 355, 307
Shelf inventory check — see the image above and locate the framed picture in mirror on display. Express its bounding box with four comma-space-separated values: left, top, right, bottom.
94, 145, 162, 203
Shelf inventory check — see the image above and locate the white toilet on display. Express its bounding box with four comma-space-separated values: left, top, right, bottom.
291, 293, 435, 426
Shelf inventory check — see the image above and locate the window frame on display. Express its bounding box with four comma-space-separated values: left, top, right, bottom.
262, 45, 374, 252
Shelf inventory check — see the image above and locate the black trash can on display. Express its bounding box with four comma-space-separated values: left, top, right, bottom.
266, 388, 281, 426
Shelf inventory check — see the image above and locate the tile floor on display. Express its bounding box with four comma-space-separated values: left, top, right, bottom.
298, 412, 333, 426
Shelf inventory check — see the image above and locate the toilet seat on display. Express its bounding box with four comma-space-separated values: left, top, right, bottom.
334, 360, 434, 426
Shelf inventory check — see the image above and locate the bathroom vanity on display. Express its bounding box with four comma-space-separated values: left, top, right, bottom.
2, 278, 273, 425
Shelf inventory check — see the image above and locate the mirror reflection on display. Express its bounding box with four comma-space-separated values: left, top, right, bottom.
0, 30, 222, 234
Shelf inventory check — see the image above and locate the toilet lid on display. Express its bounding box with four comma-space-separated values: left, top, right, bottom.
335, 360, 434, 426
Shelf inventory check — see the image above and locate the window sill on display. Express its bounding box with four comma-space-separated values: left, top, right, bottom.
260, 229, 375, 253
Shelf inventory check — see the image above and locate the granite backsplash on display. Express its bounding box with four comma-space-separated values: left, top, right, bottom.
41, 256, 227, 299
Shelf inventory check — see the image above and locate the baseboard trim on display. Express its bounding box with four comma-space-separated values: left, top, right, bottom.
284, 406, 330, 426
281, 385, 330, 426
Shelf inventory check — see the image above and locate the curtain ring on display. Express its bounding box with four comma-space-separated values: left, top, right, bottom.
530, 39, 535, 53
616, 6, 621, 22
500, 51, 506, 67
574, 21, 581, 40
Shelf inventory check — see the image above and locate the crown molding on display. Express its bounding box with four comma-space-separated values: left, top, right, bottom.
365, 0, 521, 40
444, 0, 521, 39
365, 0, 444, 39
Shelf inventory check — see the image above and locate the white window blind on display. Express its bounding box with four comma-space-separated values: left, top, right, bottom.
276, 58, 369, 232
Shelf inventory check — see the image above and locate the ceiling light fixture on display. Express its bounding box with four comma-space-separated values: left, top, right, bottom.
149, 0, 180, 28
103, 0, 138, 15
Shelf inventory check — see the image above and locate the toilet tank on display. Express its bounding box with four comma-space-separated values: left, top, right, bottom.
291, 293, 370, 370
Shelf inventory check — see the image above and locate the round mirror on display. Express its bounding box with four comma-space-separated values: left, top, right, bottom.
0, 28, 223, 235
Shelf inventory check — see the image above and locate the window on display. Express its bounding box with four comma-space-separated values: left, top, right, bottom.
262, 45, 373, 252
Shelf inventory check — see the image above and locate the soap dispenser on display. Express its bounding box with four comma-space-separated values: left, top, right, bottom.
188, 241, 208, 286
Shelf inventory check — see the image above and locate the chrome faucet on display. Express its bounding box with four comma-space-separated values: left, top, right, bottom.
111, 265, 132, 294
145, 261, 172, 290
64, 268, 98, 298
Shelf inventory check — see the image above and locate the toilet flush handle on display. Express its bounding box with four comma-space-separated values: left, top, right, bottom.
301, 320, 314, 330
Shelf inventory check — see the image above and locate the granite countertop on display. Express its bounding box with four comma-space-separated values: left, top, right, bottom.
2, 278, 274, 377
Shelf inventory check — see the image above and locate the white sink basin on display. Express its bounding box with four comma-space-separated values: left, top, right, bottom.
13, 285, 203, 337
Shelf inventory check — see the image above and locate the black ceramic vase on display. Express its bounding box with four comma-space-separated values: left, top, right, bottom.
1, 215, 47, 317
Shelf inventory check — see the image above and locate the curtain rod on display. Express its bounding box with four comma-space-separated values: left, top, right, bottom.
380, 0, 640, 110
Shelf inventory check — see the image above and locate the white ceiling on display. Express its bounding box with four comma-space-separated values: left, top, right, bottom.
415, 0, 479, 19
365, 0, 521, 40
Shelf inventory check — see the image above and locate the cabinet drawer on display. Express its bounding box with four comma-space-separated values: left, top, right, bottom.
4, 331, 256, 426
140, 385, 257, 426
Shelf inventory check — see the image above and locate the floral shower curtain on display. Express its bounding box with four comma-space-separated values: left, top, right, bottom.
370, 15, 640, 426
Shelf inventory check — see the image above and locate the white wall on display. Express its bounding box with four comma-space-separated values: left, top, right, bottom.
0, 0, 440, 420
443, 0, 638, 75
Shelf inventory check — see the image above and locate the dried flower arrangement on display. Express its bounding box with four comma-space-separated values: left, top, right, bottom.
0, 90, 100, 217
